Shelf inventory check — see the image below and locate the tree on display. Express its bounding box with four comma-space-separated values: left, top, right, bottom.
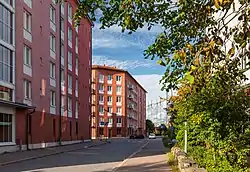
64, 0, 250, 170
146, 119, 155, 133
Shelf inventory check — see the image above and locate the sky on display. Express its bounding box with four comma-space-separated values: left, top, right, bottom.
92, 22, 168, 103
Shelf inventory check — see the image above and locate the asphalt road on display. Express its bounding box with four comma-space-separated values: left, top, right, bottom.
0, 138, 170, 172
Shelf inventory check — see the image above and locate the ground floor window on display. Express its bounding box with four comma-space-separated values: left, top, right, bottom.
99, 127, 104, 135
117, 128, 121, 135
0, 113, 12, 142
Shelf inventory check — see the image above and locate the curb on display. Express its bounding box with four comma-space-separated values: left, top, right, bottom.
0, 141, 107, 167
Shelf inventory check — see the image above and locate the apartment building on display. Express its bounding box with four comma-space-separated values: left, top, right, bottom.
0, 0, 92, 153
91, 65, 147, 138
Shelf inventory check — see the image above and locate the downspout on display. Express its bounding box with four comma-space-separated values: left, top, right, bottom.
26, 109, 36, 150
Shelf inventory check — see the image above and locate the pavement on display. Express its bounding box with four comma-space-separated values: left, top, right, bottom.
0, 138, 171, 172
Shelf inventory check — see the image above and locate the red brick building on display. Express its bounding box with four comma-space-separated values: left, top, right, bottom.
91, 65, 147, 138
0, 0, 92, 153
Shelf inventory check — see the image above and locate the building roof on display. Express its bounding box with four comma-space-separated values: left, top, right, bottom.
92, 65, 147, 93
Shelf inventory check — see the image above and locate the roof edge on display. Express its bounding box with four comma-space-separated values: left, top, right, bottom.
92, 65, 147, 93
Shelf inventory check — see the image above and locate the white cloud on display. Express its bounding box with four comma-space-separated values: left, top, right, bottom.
134, 74, 166, 103
93, 23, 164, 34
92, 56, 154, 70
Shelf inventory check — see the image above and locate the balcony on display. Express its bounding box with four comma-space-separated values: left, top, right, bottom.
50, 21, 56, 32
107, 80, 112, 84
99, 90, 104, 94
116, 102, 122, 106
107, 112, 112, 116
99, 79, 104, 83
128, 94, 133, 99
108, 123, 113, 127
50, 106, 56, 114
99, 101, 104, 105
128, 85, 133, 90
91, 89, 96, 94
107, 101, 112, 106
50, 78, 56, 87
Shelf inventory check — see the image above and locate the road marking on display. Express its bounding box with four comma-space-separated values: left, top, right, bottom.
112, 140, 150, 172
66, 152, 99, 155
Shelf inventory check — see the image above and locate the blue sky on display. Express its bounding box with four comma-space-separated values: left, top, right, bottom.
92, 21, 170, 103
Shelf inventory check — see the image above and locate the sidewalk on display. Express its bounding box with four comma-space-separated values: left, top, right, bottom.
0, 140, 106, 166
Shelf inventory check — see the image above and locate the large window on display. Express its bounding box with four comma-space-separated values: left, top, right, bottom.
23, 10, 31, 32
0, 45, 13, 83
50, 34, 56, 52
0, 113, 12, 143
50, 6, 56, 24
68, 74, 72, 89
0, 4, 13, 44
24, 80, 31, 99
50, 62, 56, 79
68, 27, 72, 41
68, 3, 72, 19
24, 45, 31, 66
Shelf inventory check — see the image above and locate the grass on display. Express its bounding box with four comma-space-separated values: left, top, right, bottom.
166, 152, 180, 172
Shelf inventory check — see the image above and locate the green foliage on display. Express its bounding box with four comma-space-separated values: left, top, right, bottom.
146, 119, 155, 133
68, 0, 250, 171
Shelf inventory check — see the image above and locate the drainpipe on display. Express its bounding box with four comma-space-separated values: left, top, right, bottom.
26, 109, 36, 151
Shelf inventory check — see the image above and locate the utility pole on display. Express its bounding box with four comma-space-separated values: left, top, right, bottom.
184, 121, 187, 153
58, 1, 62, 146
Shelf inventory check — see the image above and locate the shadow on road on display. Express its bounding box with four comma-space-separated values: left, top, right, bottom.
0, 139, 170, 172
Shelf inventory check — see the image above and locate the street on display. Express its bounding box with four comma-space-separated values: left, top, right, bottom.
0, 138, 171, 172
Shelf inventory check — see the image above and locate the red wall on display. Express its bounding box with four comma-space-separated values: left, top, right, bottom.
15, 0, 92, 145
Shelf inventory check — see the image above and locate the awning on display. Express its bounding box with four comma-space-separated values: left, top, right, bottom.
0, 99, 36, 109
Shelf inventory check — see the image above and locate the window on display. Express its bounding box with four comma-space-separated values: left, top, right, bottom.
68, 51, 72, 68
50, 62, 56, 78
61, 69, 64, 82
75, 36, 78, 48
116, 96, 121, 102
68, 97, 72, 110
50, 91, 56, 106
68, 74, 72, 89
60, 43, 64, 57
70, 121, 72, 136
24, 45, 31, 66
61, 95, 65, 108
75, 101, 78, 119
75, 121, 78, 134
99, 106, 104, 113
0, 113, 13, 142
60, 17, 64, 31
117, 128, 121, 135
24, 80, 31, 99
50, 6, 56, 23
116, 76, 121, 82
108, 107, 112, 113
0, 45, 13, 83
117, 118, 122, 123
116, 107, 121, 114
75, 56, 78, 70
0, 4, 13, 44
68, 27, 72, 41
75, 79, 78, 91
108, 86, 112, 92
116, 86, 121, 93
108, 118, 113, 124
108, 75, 112, 81
50, 35, 56, 52
23, 10, 31, 32
99, 74, 104, 81
108, 96, 112, 102
99, 84, 104, 91
68, 3, 72, 19
99, 127, 104, 135
99, 95, 103, 102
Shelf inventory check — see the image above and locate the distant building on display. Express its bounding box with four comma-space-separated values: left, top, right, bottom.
0, 0, 92, 153
91, 65, 147, 138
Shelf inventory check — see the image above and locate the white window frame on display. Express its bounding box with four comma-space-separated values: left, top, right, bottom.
50, 34, 56, 52
99, 84, 104, 91
116, 86, 121, 93
50, 62, 56, 79
68, 51, 72, 68
75, 79, 78, 91
50, 90, 56, 106
108, 107, 112, 113
68, 97, 72, 110
68, 3, 73, 19
116, 76, 121, 82
23, 10, 31, 32
117, 107, 121, 114
99, 95, 104, 102
99, 106, 104, 113
24, 80, 31, 99
116, 96, 121, 102
50, 5, 56, 24
24, 45, 31, 66
68, 74, 72, 89
108, 96, 112, 102
68, 27, 72, 41
108, 86, 112, 92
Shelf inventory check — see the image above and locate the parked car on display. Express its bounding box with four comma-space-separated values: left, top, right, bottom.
149, 133, 156, 139
129, 134, 145, 139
